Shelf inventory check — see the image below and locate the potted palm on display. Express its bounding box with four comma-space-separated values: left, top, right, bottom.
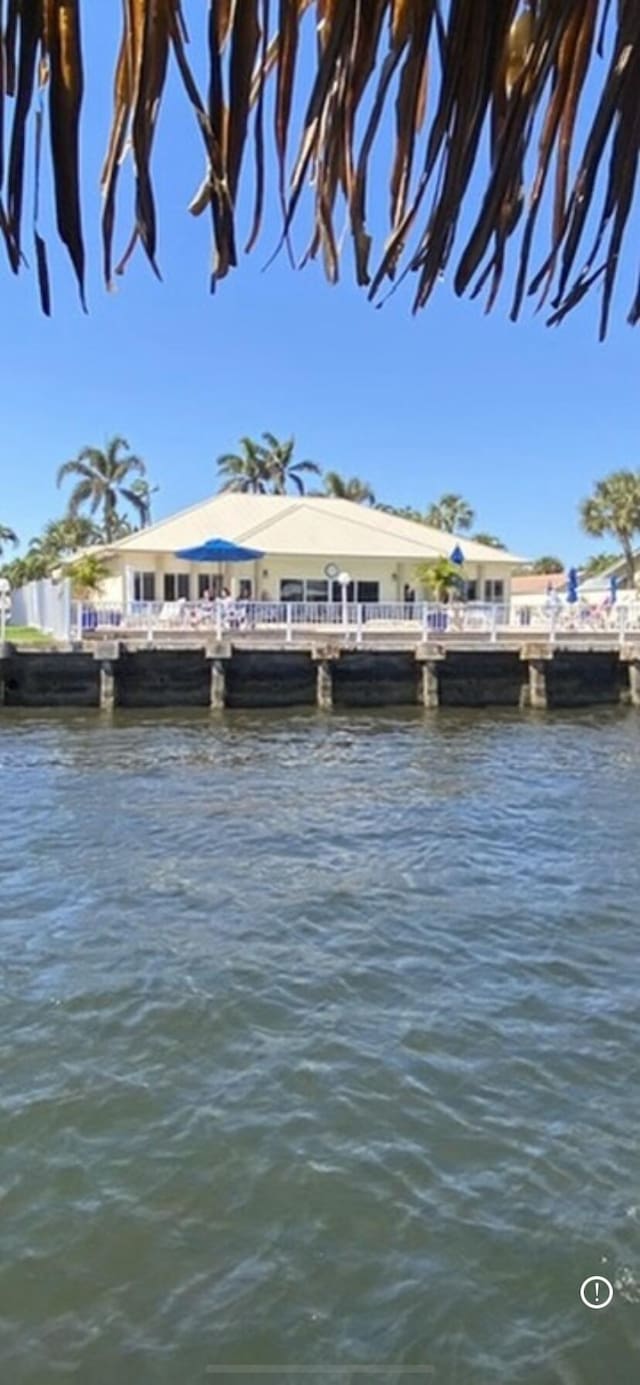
415, 558, 463, 632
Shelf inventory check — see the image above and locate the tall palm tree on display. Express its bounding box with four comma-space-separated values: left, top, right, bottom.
128, 478, 159, 526
424, 494, 475, 533
57, 437, 147, 543
260, 433, 321, 495
321, 472, 375, 505
216, 437, 271, 493
580, 470, 640, 587
0, 524, 18, 559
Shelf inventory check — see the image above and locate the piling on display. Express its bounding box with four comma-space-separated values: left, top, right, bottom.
415, 647, 445, 709
520, 646, 553, 711
94, 642, 120, 711
313, 646, 341, 710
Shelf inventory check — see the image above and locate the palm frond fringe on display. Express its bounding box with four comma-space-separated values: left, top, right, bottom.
1, 1, 639, 335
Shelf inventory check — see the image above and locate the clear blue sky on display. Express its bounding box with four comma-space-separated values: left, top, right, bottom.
2, 5, 638, 564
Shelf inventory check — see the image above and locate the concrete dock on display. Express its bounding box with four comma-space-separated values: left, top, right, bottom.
1, 634, 639, 711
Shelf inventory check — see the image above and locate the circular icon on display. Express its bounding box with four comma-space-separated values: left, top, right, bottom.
580, 1275, 614, 1310
324, 563, 339, 579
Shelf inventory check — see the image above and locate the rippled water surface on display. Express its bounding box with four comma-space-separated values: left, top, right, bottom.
2, 708, 640, 1385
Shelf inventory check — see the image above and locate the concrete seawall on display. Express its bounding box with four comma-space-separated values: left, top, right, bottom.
2, 640, 640, 711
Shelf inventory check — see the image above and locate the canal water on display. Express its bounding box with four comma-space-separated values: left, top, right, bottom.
1, 709, 639, 1385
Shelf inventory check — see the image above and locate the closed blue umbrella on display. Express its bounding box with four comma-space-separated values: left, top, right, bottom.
567, 567, 579, 604
450, 544, 465, 566
175, 537, 264, 563
610, 574, 618, 604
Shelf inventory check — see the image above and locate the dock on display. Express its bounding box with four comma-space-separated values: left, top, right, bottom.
2, 629, 640, 711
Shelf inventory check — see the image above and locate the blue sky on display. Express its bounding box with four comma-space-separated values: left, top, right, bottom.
2, 4, 638, 564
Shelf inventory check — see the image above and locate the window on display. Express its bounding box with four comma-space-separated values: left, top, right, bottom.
484, 579, 504, 602
280, 579, 304, 602
331, 580, 354, 602
239, 579, 253, 600
306, 580, 328, 603
464, 580, 478, 602
163, 573, 191, 601
198, 574, 223, 598
356, 581, 379, 603
133, 571, 156, 602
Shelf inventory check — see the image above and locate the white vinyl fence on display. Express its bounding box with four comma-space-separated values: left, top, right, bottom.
10, 578, 72, 639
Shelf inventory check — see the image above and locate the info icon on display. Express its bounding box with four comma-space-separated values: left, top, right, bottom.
579, 1276, 614, 1310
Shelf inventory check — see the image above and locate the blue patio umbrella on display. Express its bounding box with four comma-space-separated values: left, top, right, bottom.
450, 544, 465, 566
175, 537, 264, 563
567, 567, 579, 603
610, 574, 618, 604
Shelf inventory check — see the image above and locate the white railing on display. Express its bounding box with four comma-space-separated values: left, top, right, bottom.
70, 599, 640, 645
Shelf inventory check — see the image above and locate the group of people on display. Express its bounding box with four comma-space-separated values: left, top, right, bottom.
198, 587, 248, 629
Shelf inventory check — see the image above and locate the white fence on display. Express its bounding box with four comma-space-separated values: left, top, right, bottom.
10, 578, 72, 639
68, 598, 640, 645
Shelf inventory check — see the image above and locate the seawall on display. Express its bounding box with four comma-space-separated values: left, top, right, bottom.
1, 640, 639, 711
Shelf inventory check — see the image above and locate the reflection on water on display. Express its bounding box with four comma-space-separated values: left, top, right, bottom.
1, 708, 640, 1384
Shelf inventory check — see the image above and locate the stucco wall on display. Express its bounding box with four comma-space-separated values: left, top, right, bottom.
97, 551, 517, 604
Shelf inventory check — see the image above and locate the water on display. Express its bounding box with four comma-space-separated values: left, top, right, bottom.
1, 708, 640, 1385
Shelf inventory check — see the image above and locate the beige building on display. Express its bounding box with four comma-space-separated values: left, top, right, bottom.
93, 494, 527, 606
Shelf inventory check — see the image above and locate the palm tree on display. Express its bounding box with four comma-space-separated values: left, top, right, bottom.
28, 516, 101, 571
424, 494, 475, 534
6, 4, 636, 335
128, 479, 159, 526
216, 437, 271, 493
376, 503, 424, 522
415, 558, 462, 603
57, 437, 147, 543
471, 532, 507, 550
321, 472, 375, 505
63, 553, 111, 599
1, 548, 52, 585
260, 433, 321, 495
529, 556, 565, 574
581, 552, 619, 578
580, 471, 640, 587
0, 524, 18, 559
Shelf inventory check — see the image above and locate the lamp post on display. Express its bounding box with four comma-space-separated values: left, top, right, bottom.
0, 575, 11, 644
338, 570, 351, 633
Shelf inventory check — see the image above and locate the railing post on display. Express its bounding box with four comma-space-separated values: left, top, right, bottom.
421, 603, 429, 644
549, 604, 557, 646
490, 604, 498, 644
216, 601, 223, 640
618, 604, 627, 647
356, 603, 363, 645
147, 603, 154, 645
286, 602, 293, 643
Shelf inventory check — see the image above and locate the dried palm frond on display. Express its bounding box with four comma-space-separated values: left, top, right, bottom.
1, 1, 639, 335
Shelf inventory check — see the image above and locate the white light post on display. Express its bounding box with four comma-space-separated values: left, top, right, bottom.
338, 570, 351, 634
0, 576, 11, 644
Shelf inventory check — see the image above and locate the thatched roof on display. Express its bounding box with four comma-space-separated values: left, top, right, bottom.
2, 2, 638, 336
